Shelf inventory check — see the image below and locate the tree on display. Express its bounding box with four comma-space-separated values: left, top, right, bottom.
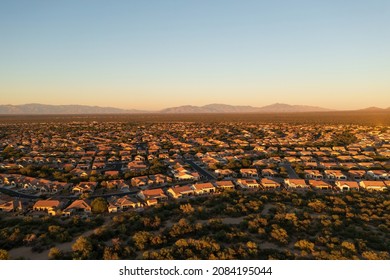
91, 197, 108, 214
246, 241, 258, 256
103, 247, 120, 260
180, 203, 195, 214
362, 251, 390, 260
341, 241, 356, 253
169, 219, 194, 238
72, 236, 93, 260
48, 247, 63, 260
142, 216, 161, 229
308, 200, 327, 213
270, 225, 289, 245
0, 249, 9, 260
294, 240, 315, 253
133, 231, 153, 251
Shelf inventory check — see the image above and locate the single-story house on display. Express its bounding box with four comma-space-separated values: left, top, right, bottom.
359, 181, 387, 191
335, 181, 359, 192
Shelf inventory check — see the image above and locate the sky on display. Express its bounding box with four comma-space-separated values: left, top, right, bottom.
0, 0, 389, 110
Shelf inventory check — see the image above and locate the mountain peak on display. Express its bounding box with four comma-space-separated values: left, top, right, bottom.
161, 103, 332, 114
359, 107, 386, 111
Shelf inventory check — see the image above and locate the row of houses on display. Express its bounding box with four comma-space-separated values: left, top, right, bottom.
1, 177, 388, 216
304, 169, 389, 181
0, 173, 72, 194
285, 179, 388, 191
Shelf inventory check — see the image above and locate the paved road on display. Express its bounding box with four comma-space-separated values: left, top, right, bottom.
185, 160, 217, 181
280, 163, 300, 179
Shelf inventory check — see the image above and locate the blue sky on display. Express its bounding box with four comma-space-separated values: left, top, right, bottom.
0, 0, 389, 110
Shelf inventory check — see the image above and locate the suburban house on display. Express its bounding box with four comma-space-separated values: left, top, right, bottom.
137, 188, 168, 202
284, 178, 310, 189
214, 180, 235, 191
33, 199, 62, 215
366, 170, 389, 180
63, 199, 92, 216
70, 168, 89, 178
108, 196, 142, 213
92, 162, 106, 170
309, 180, 332, 190
149, 174, 172, 185
174, 172, 196, 181
237, 179, 260, 189
215, 169, 236, 179
324, 170, 347, 181
72, 182, 98, 194
127, 161, 148, 171
192, 182, 216, 195
348, 170, 366, 180
261, 169, 277, 178
335, 181, 360, 192
145, 199, 158, 206
240, 168, 258, 178
107, 202, 118, 213
260, 178, 281, 189
103, 180, 129, 191
359, 181, 387, 191
104, 170, 119, 178
166, 185, 195, 199
320, 162, 339, 169
131, 176, 152, 187
0, 199, 22, 212
304, 170, 323, 180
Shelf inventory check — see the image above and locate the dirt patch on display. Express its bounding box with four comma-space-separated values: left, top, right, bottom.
258, 241, 279, 250
220, 217, 245, 225
261, 203, 274, 215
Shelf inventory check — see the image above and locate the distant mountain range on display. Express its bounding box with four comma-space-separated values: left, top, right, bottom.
160, 103, 332, 113
0, 103, 388, 114
0, 104, 145, 115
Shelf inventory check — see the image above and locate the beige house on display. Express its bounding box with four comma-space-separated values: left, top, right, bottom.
131, 176, 152, 187
240, 168, 258, 178
33, 199, 62, 215
63, 199, 91, 216
366, 170, 389, 180
214, 180, 235, 191
167, 185, 195, 199
359, 181, 387, 191
192, 182, 216, 195
72, 182, 97, 194
261, 169, 277, 177
304, 170, 323, 180
284, 179, 310, 189
215, 169, 236, 179
0, 199, 22, 212
335, 181, 359, 192
309, 180, 332, 190
324, 170, 347, 181
237, 179, 260, 189
146, 199, 158, 206
137, 188, 168, 202
348, 170, 366, 180
109, 196, 142, 212
260, 178, 281, 189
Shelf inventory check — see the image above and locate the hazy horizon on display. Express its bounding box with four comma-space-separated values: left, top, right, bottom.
1, 0, 389, 110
